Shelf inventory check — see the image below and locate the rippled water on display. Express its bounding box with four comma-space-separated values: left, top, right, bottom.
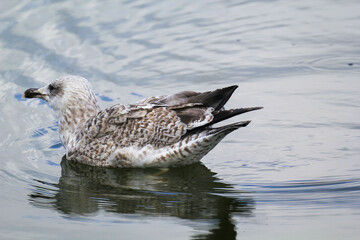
1, 0, 360, 239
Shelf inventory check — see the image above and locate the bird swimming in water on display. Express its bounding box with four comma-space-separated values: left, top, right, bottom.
24, 76, 262, 167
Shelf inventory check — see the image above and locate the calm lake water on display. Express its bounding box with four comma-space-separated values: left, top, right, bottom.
1, 0, 360, 239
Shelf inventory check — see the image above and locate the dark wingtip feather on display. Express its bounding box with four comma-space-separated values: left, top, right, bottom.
209, 106, 263, 126
208, 120, 252, 135
213, 85, 238, 110
234, 120, 252, 127
188, 85, 239, 110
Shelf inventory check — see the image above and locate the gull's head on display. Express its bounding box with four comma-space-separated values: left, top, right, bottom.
24, 76, 98, 113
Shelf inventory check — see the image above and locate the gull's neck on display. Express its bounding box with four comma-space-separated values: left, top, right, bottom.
57, 96, 100, 152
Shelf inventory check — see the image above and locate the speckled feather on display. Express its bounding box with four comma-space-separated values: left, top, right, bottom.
25, 76, 262, 167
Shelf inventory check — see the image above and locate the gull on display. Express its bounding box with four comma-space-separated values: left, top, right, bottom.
24, 76, 262, 167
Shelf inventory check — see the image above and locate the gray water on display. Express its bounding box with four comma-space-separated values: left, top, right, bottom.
1, 0, 360, 239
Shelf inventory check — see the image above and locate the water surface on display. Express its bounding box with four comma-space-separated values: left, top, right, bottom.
1, 0, 360, 239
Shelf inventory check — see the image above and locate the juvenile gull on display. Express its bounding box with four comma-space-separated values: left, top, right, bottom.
24, 76, 262, 167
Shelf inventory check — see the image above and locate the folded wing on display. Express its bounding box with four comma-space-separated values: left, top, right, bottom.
77, 85, 262, 149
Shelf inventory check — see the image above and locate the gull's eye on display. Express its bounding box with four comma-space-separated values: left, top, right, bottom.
49, 84, 55, 92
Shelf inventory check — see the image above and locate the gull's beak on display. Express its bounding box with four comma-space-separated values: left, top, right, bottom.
23, 88, 45, 99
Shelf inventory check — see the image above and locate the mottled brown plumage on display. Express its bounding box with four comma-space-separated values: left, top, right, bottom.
24, 76, 262, 167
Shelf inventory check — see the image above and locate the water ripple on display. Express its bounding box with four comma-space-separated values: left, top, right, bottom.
1, 0, 360, 238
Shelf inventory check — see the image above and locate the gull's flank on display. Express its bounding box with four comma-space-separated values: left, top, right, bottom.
24, 76, 262, 167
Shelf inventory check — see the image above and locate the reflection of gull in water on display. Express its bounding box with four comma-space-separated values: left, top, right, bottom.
29, 157, 254, 239
24, 76, 261, 167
